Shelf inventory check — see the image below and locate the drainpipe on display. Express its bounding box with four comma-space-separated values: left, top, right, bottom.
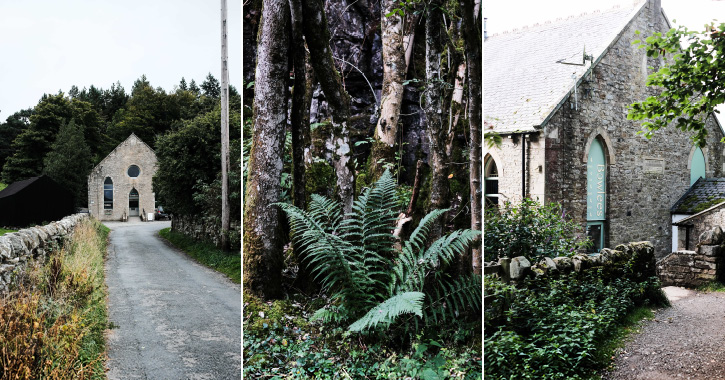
521, 134, 526, 199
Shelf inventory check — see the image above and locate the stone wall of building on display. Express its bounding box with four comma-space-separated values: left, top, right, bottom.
542, 2, 724, 259
486, 133, 547, 205
658, 227, 725, 287
677, 205, 725, 251
171, 214, 241, 252
0, 214, 88, 293
88, 134, 158, 221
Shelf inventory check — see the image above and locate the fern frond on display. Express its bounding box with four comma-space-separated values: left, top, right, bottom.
308, 194, 343, 234
276, 202, 360, 295
348, 292, 425, 332
424, 274, 482, 323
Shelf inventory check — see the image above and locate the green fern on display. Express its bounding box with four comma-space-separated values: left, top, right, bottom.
348, 292, 425, 332
277, 169, 481, 332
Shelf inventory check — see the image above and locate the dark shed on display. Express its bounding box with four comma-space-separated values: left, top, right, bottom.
0, 175, 74, 227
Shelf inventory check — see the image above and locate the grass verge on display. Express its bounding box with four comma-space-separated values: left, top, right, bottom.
0, 217, 110, 379
158, 227, 240, 284
697, 281, 725, 292
596, 306, 656, 376
0, 228, 17, 237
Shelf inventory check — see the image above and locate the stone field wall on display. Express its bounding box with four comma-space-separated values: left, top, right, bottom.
172, 214, 241, 252
0, 213, 88, 293
484, 241, 656, 284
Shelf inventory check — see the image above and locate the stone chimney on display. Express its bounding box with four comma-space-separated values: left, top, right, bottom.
650, 0, 661, 28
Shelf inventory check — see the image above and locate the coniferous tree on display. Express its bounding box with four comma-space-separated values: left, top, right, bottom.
43, 119, 92, 207
179, 77, 188, 91
0, 109, 33, 172
201, 73, 221, 99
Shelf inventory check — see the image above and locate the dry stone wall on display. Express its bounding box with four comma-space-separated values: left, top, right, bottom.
484, 241, 656, 283
658, 227, 725, 287
172, 214, 241, 252
0, 213, 88, 293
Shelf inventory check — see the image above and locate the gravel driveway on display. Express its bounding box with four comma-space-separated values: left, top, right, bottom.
603, 287, 725, 380
104, 220, 241, 379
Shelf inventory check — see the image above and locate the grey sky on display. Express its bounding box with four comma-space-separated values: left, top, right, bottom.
0, 0, 241, 120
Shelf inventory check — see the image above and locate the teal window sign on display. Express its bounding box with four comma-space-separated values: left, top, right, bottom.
587, 138, 606, 221
690, 147, 705, 186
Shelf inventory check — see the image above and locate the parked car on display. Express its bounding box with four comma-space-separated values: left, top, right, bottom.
155, 206, 170, 220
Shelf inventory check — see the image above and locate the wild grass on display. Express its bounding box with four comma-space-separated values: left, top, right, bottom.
0, 183, 6, 191
0, 217, 109, 379
158, 227, 240, 284
0, 228, 16, 237
697, 281, 725, 292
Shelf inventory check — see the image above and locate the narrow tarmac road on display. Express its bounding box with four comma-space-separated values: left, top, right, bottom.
603, 287, 725, 380
104, 220, 241, 380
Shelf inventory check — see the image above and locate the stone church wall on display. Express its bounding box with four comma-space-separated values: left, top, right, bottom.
543, 2, 724, 259
0, 214, 87, 293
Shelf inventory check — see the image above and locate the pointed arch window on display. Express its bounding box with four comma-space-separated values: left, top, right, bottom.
485, 156, 499, 208
586, 138, 607, 252
104, 177, 113, 210
691, 147, 706, 186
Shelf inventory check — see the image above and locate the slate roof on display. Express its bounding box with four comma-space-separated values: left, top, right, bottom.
0, 176, 42, 199
671, 178, 725, 214
484, 1, 646, 133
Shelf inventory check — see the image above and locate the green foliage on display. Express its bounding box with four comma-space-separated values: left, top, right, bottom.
277, 170, 481, 333
159, 228, 241, 283
628, 23, 725, 147
153, 107, 242, 217
484, 199, 590, 263
2, 94, 101, 185
0, 228, 16, 236
243, 292, 482, 379
484, 273, 668, 379
43, 119, 92, 207
0, 109, 33, 170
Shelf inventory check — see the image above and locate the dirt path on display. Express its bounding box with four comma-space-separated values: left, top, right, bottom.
603, 287, 725, 380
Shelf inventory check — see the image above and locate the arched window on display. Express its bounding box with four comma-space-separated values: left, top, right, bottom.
104, 177, 113, 210
586, 138, 607, 252
484, 156, 499, 208
691, 147, 706, 186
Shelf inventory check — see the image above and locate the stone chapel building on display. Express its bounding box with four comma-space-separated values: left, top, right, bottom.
87, 134, 158, 221
484, 0, 725, 259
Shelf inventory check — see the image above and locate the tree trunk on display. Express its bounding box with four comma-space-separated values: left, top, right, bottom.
424, 0, 448, 240
243, 0, 290, 299
368, 0, 408, 179
243, 0, 262, 109
289, 0, 310, 211
301, 0, 355, 214
461, 0, 482, 275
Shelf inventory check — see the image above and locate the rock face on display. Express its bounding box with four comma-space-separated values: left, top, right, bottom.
0, 214, 87, 293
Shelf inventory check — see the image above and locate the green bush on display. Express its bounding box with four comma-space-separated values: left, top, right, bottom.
484, 272, 667, 379
484, 199, 590, 263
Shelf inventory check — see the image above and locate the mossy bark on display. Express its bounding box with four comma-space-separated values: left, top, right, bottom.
424, 0, 449, 240
300, 0, 355, 214
243, 0, 290, 299
289, 0, 311, 211
368, 0, 408, 180
461, 0, 482, 275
